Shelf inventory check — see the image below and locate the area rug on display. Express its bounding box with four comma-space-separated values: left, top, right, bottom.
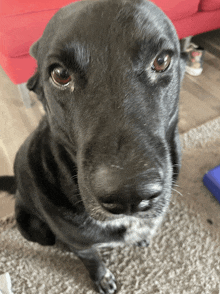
1, 117, 220, 294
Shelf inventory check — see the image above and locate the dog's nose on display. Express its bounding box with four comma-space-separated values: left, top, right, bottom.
93, 166, 163, 214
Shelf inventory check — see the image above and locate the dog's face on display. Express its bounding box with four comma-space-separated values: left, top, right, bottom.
27, 0, 186, 225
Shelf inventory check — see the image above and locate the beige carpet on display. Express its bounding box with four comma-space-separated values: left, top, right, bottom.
1, 116, 220, 294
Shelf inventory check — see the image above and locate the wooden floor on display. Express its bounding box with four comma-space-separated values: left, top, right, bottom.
179, 51, 220, 133
192, 29, 220, 59
0, 50, 220, 218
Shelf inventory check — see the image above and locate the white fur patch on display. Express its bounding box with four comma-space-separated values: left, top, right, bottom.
94, 211, 165, 249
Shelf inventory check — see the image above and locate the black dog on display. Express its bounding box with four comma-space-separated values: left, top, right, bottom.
0, 0, 186, 293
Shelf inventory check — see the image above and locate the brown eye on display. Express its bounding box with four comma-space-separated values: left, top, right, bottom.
51, 66, 72, 86
152, 53, 171, 72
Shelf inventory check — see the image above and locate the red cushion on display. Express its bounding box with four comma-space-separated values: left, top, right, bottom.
0, 10, 59, 58
1, 0, 220, 85
199, 0, 220, 11
0, 0, 200, 18
0, 0, 76, 16
0, 0, 200, 59
173, 9, 220, 38
0, 0, 79, 59
0, 51, 37, 84
151, 0, 200, 20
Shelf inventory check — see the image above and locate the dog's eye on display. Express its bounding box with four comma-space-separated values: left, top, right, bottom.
152, 53, 171, 72
51, 66, 72, 86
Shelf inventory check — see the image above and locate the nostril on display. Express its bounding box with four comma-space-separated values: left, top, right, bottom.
148, 191, 161, 200
136, 200, 150, 211
101, 202, 125, 214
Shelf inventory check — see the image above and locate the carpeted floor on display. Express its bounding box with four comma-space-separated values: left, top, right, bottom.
1, 116, 220, 294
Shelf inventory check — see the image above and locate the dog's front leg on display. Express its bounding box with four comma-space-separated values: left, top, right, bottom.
71, 246, 117, 294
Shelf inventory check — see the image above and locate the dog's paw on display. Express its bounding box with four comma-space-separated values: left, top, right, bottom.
95, 268, 117, 294
136, 240, 149, 247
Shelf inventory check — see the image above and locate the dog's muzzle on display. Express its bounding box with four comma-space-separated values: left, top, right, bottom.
91, 164, 164, 215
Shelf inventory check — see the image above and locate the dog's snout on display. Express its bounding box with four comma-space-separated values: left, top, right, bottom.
92, 165, 164, 215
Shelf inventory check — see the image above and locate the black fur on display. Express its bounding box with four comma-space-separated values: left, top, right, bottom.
0, 0, 186, 293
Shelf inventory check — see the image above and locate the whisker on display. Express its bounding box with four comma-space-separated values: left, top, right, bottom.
172, 188, 183, 197
75, 199, 83, 205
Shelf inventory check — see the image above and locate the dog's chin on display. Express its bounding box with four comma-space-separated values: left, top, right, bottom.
91, 197, 168, 249
89, 194, 170, 250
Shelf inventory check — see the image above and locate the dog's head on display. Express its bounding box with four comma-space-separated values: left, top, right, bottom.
27, 0, 186, 223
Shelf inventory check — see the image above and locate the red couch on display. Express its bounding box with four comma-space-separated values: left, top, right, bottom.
1, 0, 220, 85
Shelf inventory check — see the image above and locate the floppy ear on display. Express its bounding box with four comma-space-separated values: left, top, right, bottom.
27, 71, 41, 93
167, 106, 181, 184
170, 125, 181, 184
168, 52, 187, 184
30, 39, 40, 60
27, 71, 46, 110
27, 38, 47, 109
27, 38, 42, 94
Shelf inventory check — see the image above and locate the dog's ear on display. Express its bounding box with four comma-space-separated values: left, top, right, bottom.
27, 38, 43, 95
27, 71, 46, 109
167, 107, 181, 184
168, 53, 187, 184
170, 125, 181, 184
27, 71, 41, 93
27, 38, 47, 108
30, 39, 40, 60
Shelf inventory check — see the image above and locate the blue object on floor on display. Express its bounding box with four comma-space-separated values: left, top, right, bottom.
203, 165, 220, 203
